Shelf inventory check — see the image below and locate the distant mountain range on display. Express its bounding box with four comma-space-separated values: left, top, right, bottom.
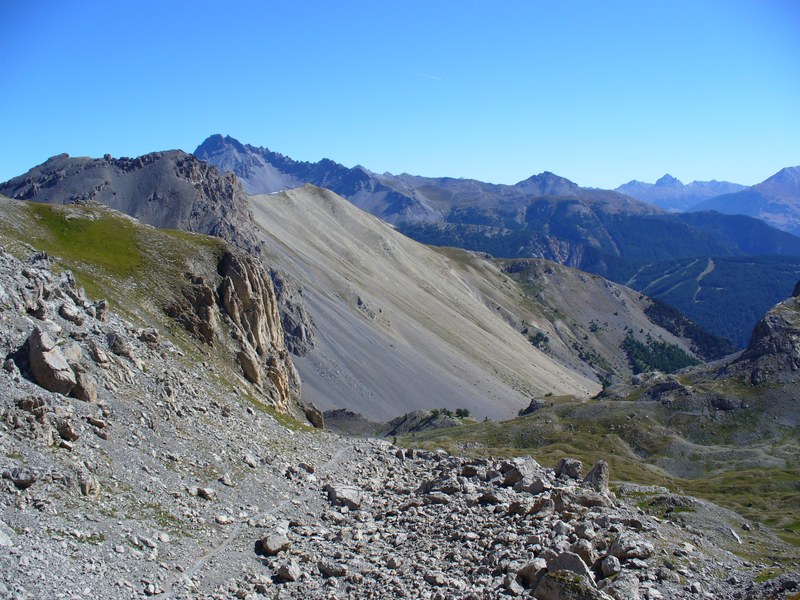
616, 174, 746, 212
692, 166, 800, 236
618, 167, 800, 238
4, 137, 799, 349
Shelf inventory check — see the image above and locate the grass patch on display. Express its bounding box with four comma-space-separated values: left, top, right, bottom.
26, 202, 141, 277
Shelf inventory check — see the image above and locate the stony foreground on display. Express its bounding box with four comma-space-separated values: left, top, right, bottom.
0, 247, 798, 599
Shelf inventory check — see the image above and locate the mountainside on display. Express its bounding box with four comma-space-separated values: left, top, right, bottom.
616, 174, 746, 212
0, 197, 315, 424
194, 135, 800, 347
247, 184, 713, 420
0, 150, 316, 356
248, 184, 598, 420
0, 150, 260, 253
692, 166, 800, 236
616, 255, 800, 348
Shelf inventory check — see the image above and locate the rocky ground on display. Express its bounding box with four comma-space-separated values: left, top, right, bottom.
1, 247, 799, 599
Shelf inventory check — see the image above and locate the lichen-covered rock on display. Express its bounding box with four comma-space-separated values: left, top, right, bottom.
534, 571, 610, 599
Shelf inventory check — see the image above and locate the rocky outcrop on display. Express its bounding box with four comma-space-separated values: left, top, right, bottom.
168, 248, 309, 422
734, 290, 800, 380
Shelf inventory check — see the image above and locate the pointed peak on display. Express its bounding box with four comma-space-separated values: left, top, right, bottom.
195, 134, 246, 156
655, 174, 682, 188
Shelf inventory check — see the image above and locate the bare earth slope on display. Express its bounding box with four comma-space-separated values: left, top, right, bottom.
249, 185, 601, 420
249, 185, 706, 421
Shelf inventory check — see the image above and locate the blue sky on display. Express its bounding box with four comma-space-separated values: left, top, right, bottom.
1, 0, 798, 188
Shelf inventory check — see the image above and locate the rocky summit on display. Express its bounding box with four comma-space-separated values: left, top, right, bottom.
1, 245, 797, 599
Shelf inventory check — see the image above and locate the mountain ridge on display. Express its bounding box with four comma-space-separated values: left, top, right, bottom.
617, 175, 746, 211
692, 166, 800, 235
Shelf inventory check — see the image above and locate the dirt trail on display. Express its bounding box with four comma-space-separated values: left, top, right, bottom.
692, 258, 715, 302
162, 446, 348, 598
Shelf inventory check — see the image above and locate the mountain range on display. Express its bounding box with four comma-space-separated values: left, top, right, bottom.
0, 150, 717, 419
615, 174, 746, 212
193, 134, 800, 347
692, 166, 800, 236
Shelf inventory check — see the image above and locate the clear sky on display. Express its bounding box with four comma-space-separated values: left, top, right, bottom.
1, 0, 798, 189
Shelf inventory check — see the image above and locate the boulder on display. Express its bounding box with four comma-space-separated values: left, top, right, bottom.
324, 484, 364, 510
555, 457, 583, 479
71, 370, 98, 403
608, 531, 654, 560
517, 558, 547, 588
583, 460, 610, 494
277, 559, 301, 582
28, 328, 76, 395
261, 532, 290, 556
59, 303, 84, 325
605, 573, 641, 600
317, 559, 347, 578
534, 571, 609, 599
4, 467, 37, 490
303, 402, 324, 428
600, 555, 621, 578
546, 551, 595, 586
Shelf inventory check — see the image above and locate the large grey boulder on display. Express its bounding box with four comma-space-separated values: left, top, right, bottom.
546, 551, 595, 586
534, 571, 611, 599
324, 483, 364, 510
608, 531, 654, 560
555, 457, 583, 479
28, 328, 76, 395
261, 532, 290, 556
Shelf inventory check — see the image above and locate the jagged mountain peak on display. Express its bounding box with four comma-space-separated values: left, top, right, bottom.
655, 174, 683, 188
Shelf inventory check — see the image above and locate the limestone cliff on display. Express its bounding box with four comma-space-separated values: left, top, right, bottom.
167, 248, 315, 423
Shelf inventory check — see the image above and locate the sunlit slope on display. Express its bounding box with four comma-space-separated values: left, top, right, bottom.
249, 185, 601, 420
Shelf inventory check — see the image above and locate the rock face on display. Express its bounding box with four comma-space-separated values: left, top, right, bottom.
167, 248, 306, 420
735, 289, 800, 378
